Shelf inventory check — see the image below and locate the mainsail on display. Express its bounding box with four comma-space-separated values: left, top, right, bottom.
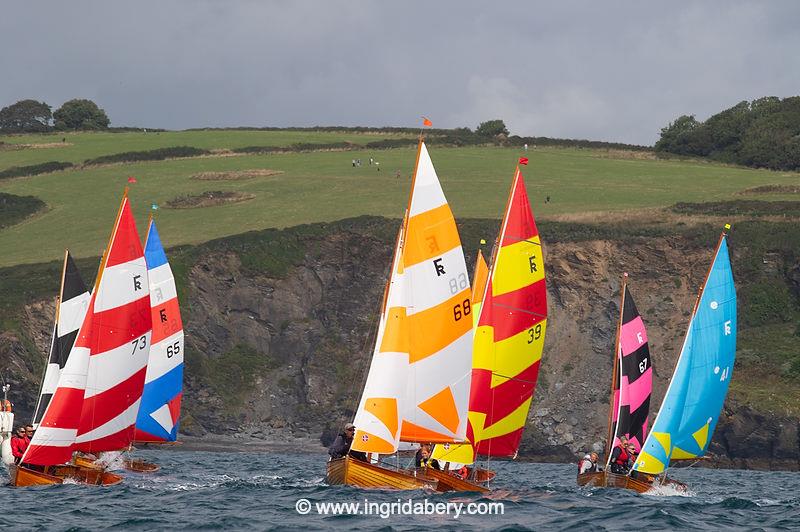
74, 194, 152, 453
633, 228, 736, 475
351, 140, 472, 453
606, 277, 652, 463
32, 251, 91, 428
468, 168, 547, 458
134, 219, 184, 442
351, 221, 409, 454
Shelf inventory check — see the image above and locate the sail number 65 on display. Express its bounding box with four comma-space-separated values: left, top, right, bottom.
166, 341, 181, 358
453, 299, 471, 321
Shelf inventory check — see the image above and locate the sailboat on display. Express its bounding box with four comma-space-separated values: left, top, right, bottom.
326, 139, 473, 490
430, 164, 548, 492
11, 192, 152, 486
580, 225, 736, 493
576, 273, 656, 490
124, 217, 185, 472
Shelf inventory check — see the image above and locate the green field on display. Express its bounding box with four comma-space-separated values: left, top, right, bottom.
1, 130, 798, 267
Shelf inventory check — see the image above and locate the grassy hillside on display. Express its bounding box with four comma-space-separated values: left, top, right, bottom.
0, 129, 798, 267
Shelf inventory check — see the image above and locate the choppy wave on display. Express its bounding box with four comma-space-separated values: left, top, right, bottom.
5, 451, 800, 530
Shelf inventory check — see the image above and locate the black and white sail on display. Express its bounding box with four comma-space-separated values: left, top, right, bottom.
31, 251, 91, 427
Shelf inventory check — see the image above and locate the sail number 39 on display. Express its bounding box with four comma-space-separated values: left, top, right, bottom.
527, 324, 542, 343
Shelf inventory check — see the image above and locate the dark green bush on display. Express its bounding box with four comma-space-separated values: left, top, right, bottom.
0, 161, 73, 179
0, 193, 46, 228
84, 146, 210, 165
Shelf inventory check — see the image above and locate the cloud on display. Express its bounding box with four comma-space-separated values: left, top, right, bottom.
1, 1, 798, 144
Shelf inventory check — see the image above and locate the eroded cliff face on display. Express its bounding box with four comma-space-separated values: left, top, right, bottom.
2, 219, 798, 469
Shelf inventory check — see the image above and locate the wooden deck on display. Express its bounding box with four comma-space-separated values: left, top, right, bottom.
326, 456, 437, 490
418, 467, 489, 493
10, 464, 123, 487
577, 470, 687, 494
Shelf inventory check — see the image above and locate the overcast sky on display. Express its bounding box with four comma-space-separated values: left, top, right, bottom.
2, 1, 799, 145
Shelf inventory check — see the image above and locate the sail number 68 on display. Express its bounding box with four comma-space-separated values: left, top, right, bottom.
453, 299, 471, 321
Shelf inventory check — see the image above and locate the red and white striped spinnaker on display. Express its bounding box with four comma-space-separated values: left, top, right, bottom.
23, 193, 151, 465
74, 194, 152, 453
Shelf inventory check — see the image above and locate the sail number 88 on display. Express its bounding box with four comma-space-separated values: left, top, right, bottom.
453, 299, 471, 321
448, 273, 469, 295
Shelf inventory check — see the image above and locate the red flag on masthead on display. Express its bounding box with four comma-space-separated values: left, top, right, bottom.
518, 157, 529, 166
127, 176, 137, 183
422, 116, 432, 127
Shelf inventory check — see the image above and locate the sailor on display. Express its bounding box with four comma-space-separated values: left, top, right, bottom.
10, 426, 28, 464
328, 423, 368, 462
328, 423, 355, 459
578, 452, 600, 474
453, 464, 469, 479
414, 443, 441, 470
24, 424, 34, 442
609, 436, 631, 474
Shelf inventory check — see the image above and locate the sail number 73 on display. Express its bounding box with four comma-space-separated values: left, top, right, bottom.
130, 335, 147, 355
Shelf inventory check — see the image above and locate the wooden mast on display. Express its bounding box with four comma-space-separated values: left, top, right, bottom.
603, 272, 627, 467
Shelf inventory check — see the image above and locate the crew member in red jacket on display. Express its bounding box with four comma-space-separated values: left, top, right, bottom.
10, 426, 28, 463
609, 435, 632, 474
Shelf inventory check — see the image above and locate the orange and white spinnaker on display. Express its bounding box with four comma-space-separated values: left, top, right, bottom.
352, 140, 472, 454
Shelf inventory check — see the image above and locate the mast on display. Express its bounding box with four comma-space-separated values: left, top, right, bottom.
603, 273, 626, 467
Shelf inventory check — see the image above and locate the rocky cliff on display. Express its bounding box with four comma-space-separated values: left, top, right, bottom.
1, 215, 798, 469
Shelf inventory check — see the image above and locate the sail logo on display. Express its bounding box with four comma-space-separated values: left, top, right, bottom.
724, 320, 731, 335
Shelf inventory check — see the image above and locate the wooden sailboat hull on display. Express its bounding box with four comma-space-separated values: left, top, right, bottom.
418, 468, 489, 493
577, 470, 687, 494
74, 455, 103, 470
123, 458, 160, 473
10, 464, 123, 487
75, 453, 159, 473
326, 457, 437, 490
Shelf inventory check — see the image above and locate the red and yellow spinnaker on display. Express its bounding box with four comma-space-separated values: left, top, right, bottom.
436, 168, 547, 464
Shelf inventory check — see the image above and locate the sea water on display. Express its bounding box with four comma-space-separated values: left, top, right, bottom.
3, 450, 799, 530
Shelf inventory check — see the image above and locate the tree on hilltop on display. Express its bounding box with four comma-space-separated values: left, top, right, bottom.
476, 119, 509, 138
0, 99, 52, 132
53, 99, 110, 130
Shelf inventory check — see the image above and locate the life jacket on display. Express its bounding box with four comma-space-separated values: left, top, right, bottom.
455, 466, 468, 479
614, 447, 629, 465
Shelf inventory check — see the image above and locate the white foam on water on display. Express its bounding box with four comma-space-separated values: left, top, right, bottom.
644, 483, 696, 497
96, 450, 125, 470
